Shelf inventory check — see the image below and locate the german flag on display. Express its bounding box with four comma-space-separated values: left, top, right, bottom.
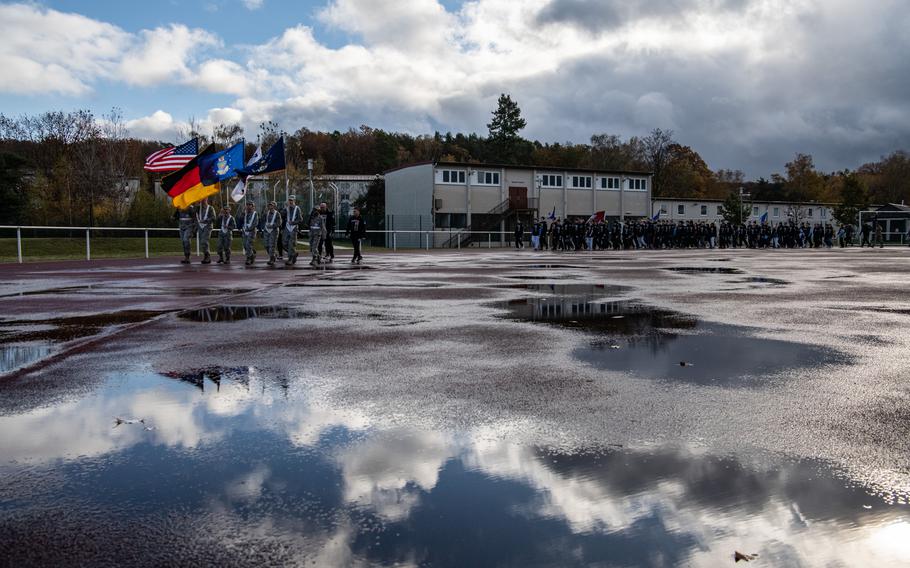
162, 143, 218, 209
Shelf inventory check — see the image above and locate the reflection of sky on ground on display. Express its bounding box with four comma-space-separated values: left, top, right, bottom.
1, 371, 908, 567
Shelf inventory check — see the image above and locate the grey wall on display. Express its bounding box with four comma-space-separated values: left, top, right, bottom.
385, 163, 434, 247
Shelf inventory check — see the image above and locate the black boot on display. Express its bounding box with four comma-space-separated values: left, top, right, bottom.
202, 253, 211, 264
217, 254, 224, 264
181, 253, 190, 265
267, 255, 275, 266
224, 253, 230, 265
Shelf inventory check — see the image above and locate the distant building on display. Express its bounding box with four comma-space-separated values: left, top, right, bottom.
385, 161, 652, 246
869, 203, 910, 241
651, 197, 838, 226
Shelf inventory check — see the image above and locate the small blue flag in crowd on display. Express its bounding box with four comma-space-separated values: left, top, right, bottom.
651, 211, 661, 221
547, 206, 557, 221
759, 212, 768, 224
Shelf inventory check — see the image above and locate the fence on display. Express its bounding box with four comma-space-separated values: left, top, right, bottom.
1, 225, 907, 263
0, 226, 530, 263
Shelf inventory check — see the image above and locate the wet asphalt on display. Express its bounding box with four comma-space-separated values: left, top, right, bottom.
1, 248, 909, 566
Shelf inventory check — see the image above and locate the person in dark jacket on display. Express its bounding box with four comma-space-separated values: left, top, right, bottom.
318, 203, 336, 263
514, 220, 524, 249
346, 207, 367, 264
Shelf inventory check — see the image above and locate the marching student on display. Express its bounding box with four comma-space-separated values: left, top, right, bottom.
174, 204, 197, 265
283, 195, 302, 266
196, 197, 216, 264
262, 201, 282, 266
216, 205, 236, 264
238, 201, 258, 266
307, 203, 327, 266
346, 207, 367, 264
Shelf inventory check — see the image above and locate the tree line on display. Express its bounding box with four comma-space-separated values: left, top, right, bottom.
0, 95, 907, 227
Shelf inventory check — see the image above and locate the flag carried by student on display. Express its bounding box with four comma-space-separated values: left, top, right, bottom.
588, 211, 606, 223
144, 138, 198, 172
759, 212, 768, 224
547, 206, 557, 221
168, 141, 245, 209
230, 145, 263, 203
199, 141, 245, 185
236, 136, 286, 176
651, 210, 661, 221
162, 143, 216, 208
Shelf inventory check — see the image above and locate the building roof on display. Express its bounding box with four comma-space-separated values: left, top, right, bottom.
384, 160, 651, 176
877, 203, 910, 212
655, 196, 839, 206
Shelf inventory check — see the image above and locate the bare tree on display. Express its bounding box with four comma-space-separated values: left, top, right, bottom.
642, 128, 675, 196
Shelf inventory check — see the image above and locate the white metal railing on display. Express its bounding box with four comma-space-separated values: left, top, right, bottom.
2, 225, 907, 263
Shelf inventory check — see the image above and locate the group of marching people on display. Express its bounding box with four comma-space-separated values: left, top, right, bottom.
174, 195, 368, 267
517, 217, 876, 251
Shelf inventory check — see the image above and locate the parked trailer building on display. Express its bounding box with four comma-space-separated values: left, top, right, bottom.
651, 197, 839, 226
385, 161, 652, 247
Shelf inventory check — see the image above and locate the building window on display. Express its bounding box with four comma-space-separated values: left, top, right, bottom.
773, 207, 780, 217
439, 170, 466, 184
700, 205, 707, 216
752, 206, 759, 215
628, 178, 647, 191
477, 171, 500, 185
807, 208, 813, 217
571, 175, 592, 188
540, 174, 563, 188
717, 205, 723, 215
677, 204, 685, 215
660, 205, 668, 214
600, 177, 621, 190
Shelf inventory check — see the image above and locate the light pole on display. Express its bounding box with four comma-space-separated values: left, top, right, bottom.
738, 186, 751, 225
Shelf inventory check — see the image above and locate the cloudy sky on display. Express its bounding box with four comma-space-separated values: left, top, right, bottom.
0, 0, 907, 177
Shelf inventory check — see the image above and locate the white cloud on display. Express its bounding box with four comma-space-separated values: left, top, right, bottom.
3, 0, 910, 175
242, 0, 265, 9
119, 24, 220, 87
0, 3, 128, 94
126, 110, 180, 140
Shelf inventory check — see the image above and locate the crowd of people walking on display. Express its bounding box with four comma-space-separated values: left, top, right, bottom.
174, 196, 367, 267
516, 218, 888, 251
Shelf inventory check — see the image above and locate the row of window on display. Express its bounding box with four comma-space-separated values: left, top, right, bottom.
438, 169, 500, 185
663, 204, 827, 218
438, 169, 648, 191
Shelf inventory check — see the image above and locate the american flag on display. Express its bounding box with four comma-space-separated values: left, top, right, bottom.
144, 138, 198, 172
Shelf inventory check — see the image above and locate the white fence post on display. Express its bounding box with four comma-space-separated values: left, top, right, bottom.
85, 228, 91, 260
144, 229, 149, 258
488, 233, 491, 248
425, 231, 429, 251
16, 227, 22, 263
393, 232, 397, 251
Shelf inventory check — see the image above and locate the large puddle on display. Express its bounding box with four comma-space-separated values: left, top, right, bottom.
495, 291, 849, 384
0, 310, 162, 344
178, 306, 318, 322
0, 370, 906, 566
0, 344, 53, 374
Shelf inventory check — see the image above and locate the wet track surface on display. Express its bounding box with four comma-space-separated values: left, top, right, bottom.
1, 249, 910, 566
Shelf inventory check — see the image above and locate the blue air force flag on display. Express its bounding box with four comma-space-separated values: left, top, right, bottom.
236, 137, 286, 177
200, 141, 245, 186
651, 211, 661, 221
759, 212, 768, 224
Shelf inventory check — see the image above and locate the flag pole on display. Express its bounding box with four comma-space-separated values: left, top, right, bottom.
283, 135, 289, 204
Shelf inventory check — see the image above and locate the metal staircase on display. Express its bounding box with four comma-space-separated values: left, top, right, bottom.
441, 197, 538, 248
